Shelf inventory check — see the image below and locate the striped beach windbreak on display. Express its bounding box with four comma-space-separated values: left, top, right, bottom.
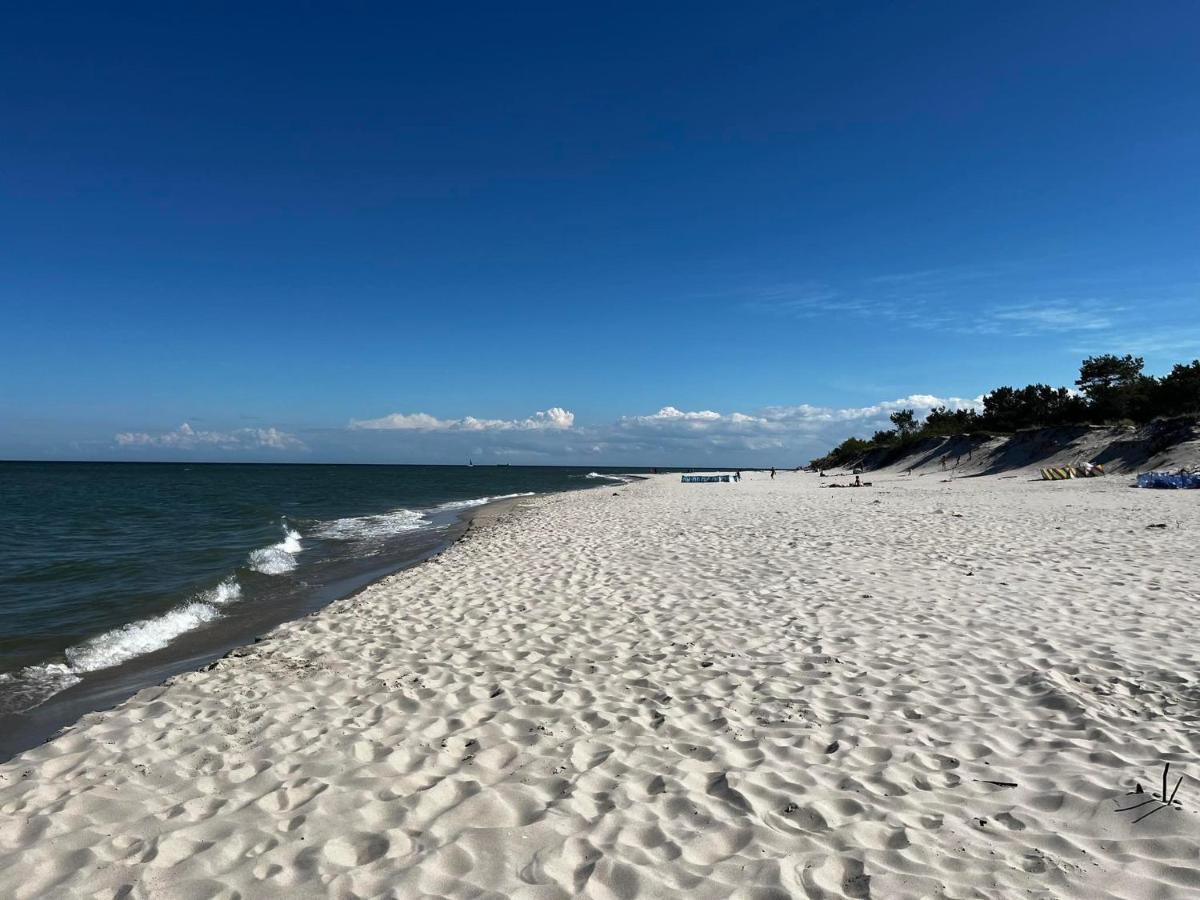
1040, 464, 1104, 480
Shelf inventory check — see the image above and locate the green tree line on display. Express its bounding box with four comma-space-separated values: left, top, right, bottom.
810, 354, 1200, 470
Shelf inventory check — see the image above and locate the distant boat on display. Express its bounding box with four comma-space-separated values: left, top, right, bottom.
468, 458, 474, 467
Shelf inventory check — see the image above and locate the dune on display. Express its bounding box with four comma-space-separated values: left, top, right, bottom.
2, 472, 1198, 898
846, 417, 1200, 479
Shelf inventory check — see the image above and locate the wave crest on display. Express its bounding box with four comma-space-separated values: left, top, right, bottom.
66, 600, 221, 672
435, 492, 535, 512
312, 509, 428, 541
248, 524, 303, 574
0, 576, 241, 713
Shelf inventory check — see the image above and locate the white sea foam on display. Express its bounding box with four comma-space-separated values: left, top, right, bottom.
436, 492, 535, 512
247, 546, 297, 574
0, 663, 82, 710
248, 524, 303, 574
312, 508, 429, 541
204, 577, 243, 605
586, 472, 630, 483
66, 600, 221, 672
311, 494, 536, 540
2, 577, 242, 712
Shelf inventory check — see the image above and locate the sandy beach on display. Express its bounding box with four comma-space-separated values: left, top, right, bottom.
2, 471, 1198, 899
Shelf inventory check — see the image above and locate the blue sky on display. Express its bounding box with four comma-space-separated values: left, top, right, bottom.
2, 1, 1197, 464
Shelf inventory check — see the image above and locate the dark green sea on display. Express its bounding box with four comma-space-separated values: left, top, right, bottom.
0, 462, 643, 753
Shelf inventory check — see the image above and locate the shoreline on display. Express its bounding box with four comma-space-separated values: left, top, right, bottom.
0, 491, 538, 763
3, 471, 1195, 898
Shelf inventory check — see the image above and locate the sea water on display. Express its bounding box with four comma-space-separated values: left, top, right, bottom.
0, 462, 639, 722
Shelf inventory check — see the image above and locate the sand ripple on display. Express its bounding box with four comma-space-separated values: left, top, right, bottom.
2, 472, 1199, 898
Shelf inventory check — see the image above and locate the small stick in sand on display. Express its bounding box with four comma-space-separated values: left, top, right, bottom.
1118, 763, 1186, 824
1169, 774, 1184, 805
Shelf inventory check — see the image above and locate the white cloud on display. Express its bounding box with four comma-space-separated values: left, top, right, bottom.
1069, 327, 1200, 359
619, 394, 978, 434
738, 271, 1168, 343
115, 422, 305, 451
624, 406, 729, 427
981, 302, 1120, 335
350, 407, 575, 431
763, 393, 981, 423
344, 396, 979, 463
112, 395, 985, 464
346, 412, 447, 431
582, 394, 983, 461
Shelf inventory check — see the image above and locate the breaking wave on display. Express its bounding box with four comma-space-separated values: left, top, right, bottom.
435, 492, 535, 512
248, 524, 303, 574
66, 600, 221, 672
0, 577, 241, 713
310, 493, 534, 541
312, 508, 429, 541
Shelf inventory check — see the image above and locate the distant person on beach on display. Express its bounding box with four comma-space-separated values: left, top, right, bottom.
854, 475, 862, 487
735, 470, 741, 481
770, 467, 776, 479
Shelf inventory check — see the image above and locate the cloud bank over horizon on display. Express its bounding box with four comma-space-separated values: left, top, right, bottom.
115, 423, 307, 452
349, 407, 575, 432
108, 393, 981, 464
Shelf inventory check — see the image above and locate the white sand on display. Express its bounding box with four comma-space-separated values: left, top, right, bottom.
2, 472, 1198, 899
